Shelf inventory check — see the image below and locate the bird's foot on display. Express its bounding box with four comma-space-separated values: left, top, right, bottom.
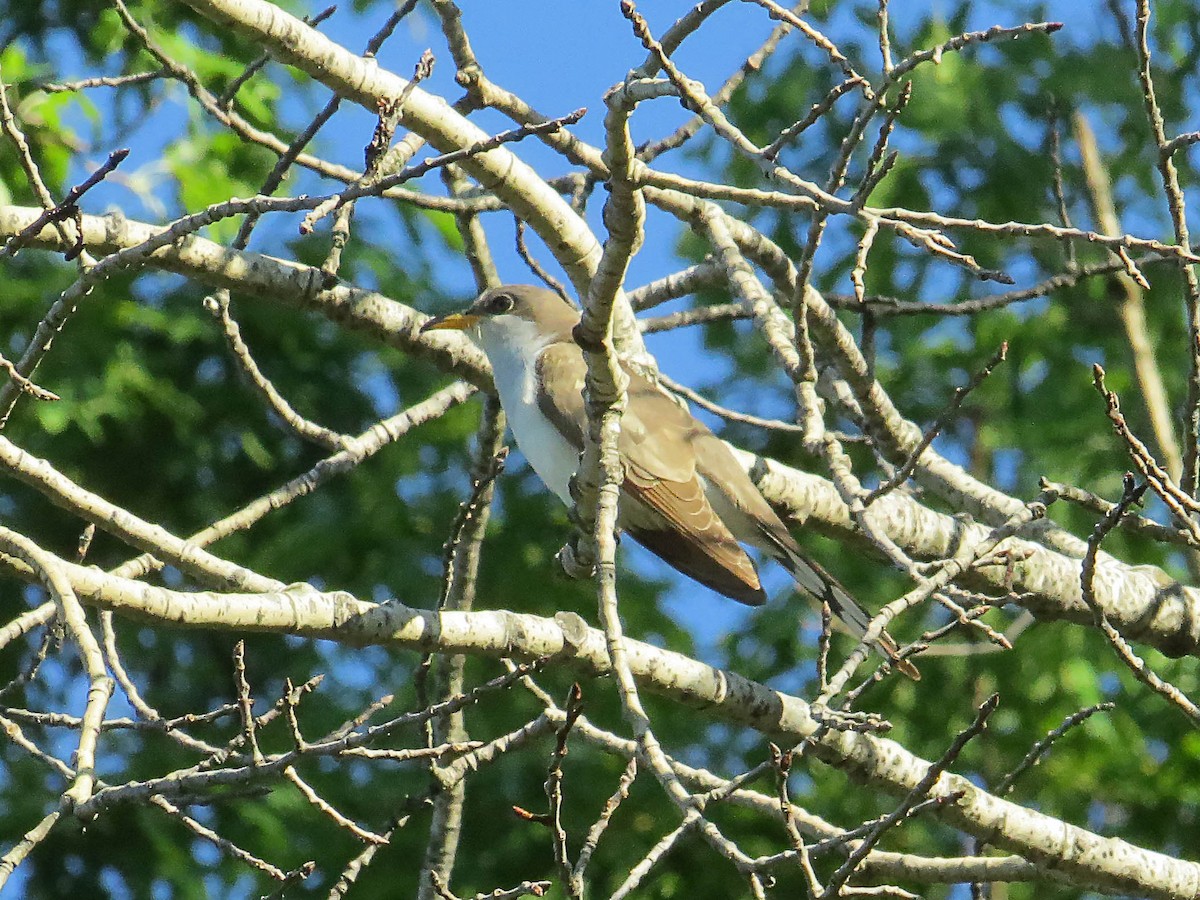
556, 537, 597, 580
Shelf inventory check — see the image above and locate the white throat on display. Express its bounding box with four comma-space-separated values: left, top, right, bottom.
475, 316, 579, 505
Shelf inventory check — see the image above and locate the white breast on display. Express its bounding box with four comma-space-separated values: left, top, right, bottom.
477, 317, 579, 505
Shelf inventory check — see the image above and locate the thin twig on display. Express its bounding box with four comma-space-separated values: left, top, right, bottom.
514, 217, 570, 303
823, 695, 998, 893
866, 343, 1007, 504
995, 703, 1115, 796
548, 683, 584, 898
762, 77, 866, 161
657, 373, 804, 433
326, 800, 424, 900
1130, 0, 1200, 495
1, 147, 130, 261
42, 70, 167, 93
1093, 366, 1200, 542
1079, 474, 1200, 726
0, 804, 64, 888
206, 292, 351, 451
1040, 477, 1199, 547
301, 109, 586, 235
1047, 110, 1078, 267
639, 0, 809, 162
571, 755, 637, 889
232, 641, 264, 765
218, 4, 337, 108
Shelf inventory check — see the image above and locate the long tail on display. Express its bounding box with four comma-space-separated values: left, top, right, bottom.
776, 544, 920, 681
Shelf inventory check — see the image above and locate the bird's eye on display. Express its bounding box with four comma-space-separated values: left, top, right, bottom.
488, 293, 514, 314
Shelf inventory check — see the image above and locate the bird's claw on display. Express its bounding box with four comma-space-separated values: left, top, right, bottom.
556, 537, 597, 580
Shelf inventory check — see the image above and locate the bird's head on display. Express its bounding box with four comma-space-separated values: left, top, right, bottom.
421, 285, 580, 358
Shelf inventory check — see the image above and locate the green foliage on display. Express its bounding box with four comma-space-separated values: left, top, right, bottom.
3, 1, 1200, 898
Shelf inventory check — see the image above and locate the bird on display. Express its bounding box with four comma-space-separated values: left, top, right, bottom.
421, 284, 918, 679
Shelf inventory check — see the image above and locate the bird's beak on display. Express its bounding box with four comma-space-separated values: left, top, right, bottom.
420, 312, 480, 333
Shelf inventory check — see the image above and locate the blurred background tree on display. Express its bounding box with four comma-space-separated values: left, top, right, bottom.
1, 1, 1198, 898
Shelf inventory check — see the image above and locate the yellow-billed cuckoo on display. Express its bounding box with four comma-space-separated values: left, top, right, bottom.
422, 285, 917, 679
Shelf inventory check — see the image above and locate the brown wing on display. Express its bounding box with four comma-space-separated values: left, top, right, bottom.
533, 342, 586, 449
622, 460, 766, 605
535, 342, 765, 605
